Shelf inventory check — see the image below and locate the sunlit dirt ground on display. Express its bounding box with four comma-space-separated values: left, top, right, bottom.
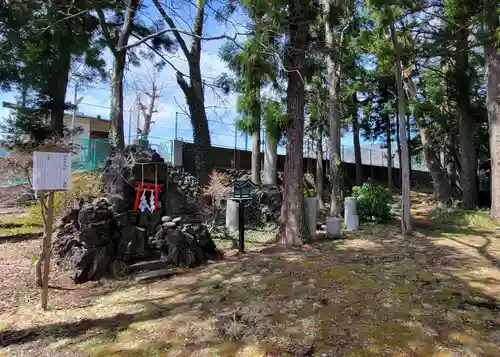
1, 199, 499, 357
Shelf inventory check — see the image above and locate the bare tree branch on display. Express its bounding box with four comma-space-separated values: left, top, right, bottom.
152, 0, 191, 57
40, 9, 91, 33
121, 27, 249, 51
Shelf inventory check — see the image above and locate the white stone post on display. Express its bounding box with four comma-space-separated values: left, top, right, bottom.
326, 216, 342, 238
225, 200, 239, 233
344, 197, 359, 231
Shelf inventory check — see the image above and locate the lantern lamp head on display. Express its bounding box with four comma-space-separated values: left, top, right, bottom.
230, 179, 257, 200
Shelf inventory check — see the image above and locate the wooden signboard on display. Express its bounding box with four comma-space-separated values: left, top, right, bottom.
32, 145, 73, 310
33, 151, 71, 191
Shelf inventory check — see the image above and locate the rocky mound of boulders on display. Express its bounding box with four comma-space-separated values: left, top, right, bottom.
255, 185, 283, 223
102, 146, 167, 206
52, 194, 219, 284
150, 215, 217, 267
167, 165, 201, 199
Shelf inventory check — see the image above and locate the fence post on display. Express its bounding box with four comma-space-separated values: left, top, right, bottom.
233, 127, 237, 169
90, 139, 95, 169
369, 149, 373, 179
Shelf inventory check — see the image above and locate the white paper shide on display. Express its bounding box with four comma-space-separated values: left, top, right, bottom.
32, 151, 72, 191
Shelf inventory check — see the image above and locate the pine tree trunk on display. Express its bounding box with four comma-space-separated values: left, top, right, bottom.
483, 1, 500, 218
390, 22, 412, 234
419, 125, 451, 204
49, 48, 71, 136
455, 19, 478, 208
353, 113, 363, 185
386, 124, 393, 188
190, 102, 211, 186
396, 112, 402, 185
447, 153, 461, 197
251, 88, 262, 184
323, 0, 342, 217
186, 66, 211, 185
263, 134, 277, 185
316, 133, 325, 210
407, 117, 412, 183
110, 51, 126, 150
252, 131, 261, 184
277, 0, 309, 246
177, 59, 212, 185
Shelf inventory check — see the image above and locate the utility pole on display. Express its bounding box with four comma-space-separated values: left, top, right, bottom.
69, 83, 83, 144
136, 94, 141, 138
128, 99, 134, 145
71, 83, 78, 136
175, 112, 178, 139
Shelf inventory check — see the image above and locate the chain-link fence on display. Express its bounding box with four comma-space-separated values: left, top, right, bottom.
0, 129, 427, 189
0, 136, 174, 188
302, 141, 427, 172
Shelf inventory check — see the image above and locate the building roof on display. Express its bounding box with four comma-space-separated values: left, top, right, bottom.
64, 113, 109, 122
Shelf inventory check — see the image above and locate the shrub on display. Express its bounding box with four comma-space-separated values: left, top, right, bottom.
352, 182, 392, 223
303, 188, 315, 197
203, 170, 232, 207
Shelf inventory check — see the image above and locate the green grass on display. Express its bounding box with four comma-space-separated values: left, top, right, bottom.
0, 214, 41, 226
0, 225, 41, 237
27, 170, 103, 223
0, 171, 103, 236
211, 224, 277, 250
428, 206, 497, 228
0, 214, 42, 237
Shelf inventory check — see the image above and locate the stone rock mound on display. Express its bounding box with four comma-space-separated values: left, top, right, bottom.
167, 165, 201, 199
102, 146, 167, 207
52, 198, 119, 284
256, 185, 283, 223
52, 195, 219, 284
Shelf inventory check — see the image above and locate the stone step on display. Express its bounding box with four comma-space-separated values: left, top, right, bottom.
129, 259, 171, 273
135, 268, 176, 283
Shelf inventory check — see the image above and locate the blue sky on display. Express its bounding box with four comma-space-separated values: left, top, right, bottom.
0, 0, 370, 156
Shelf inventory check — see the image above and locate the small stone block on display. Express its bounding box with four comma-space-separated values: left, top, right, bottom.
162, 216, 172, 223
135, 268, 176, 283
162, 221, 177, 229
129, 259, 171, 272
172, 216, 182, 223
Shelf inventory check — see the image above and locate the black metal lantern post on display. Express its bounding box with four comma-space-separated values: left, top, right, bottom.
229, 179, 257, 253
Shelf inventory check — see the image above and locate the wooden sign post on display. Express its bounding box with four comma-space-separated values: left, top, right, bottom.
32, 145, 72, 310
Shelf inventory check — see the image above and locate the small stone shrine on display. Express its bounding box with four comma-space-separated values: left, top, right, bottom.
52, 145, 219, 284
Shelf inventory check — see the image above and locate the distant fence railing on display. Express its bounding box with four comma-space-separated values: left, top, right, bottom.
0, 136, 174, 187
70, 136, 174, 172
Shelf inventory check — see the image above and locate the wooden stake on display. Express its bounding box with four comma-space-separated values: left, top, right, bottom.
41, 191, 54, 310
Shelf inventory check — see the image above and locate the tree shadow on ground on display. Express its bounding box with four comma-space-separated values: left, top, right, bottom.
413, 214, 500, 269
0, 232, 42, 244
2, 221, 500, 357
